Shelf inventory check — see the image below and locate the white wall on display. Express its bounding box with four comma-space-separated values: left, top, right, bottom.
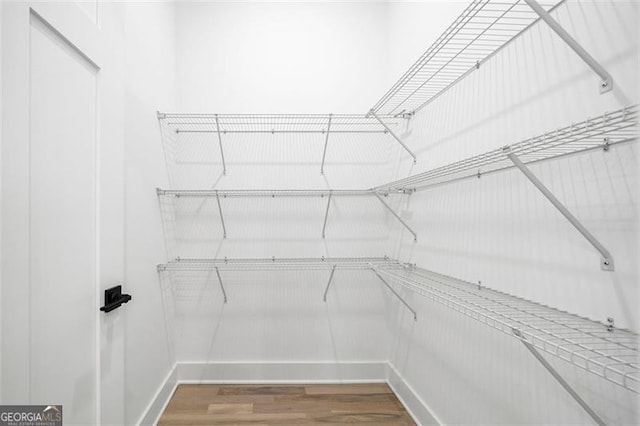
175, 1, 391, 113
164, 1, 404, 369
123, 2, 176, 424
385, 0, 639, 424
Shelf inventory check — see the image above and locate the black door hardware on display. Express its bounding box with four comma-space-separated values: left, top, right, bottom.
100, 285, 132, 313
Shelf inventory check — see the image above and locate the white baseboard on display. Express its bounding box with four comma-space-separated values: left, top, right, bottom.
138, 365, 178, 426
139, 361, 439, 426
175, 361, 387, 384
386, 363, 442, 425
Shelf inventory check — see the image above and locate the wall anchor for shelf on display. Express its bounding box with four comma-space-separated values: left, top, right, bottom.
399, 110, 415, 120
371, 268, 417, 321
214, 114, 227, 175
505, 147, 614, 271
156, 111, 166, 120
369, 109, 417, 163
320, 114, 332, 175
214, 267, 228, 303
323, 265, 337, 302
523, 0, 613, 94
373, 192, 418, 242
607, 317, 615, 332
520, 339, 606, 426
322, 192, 332, 238
603, 138, 610, 152
215, 191, 227, 239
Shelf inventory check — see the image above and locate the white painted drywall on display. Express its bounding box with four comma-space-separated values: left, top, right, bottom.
173, 1, 403, 189
166, 1, 402, 369
175, 1, 391, 113
122, 2, 176, 425
385, 0, 639, 424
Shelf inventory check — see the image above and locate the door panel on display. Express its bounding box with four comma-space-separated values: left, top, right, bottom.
3, 3, 125, 423
29, 12, 99, 425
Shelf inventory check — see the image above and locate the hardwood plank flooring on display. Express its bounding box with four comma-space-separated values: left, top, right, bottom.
158, 384, 416, 425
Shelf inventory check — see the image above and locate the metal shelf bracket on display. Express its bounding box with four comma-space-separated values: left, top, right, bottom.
214, 114, 227, 175
322, 192, 332, 238
215, 191, 227, 239
505, 147, 614, 271
373, 193, 418, 242
523, 0, 613, 94
320, 114, 332, 175
214, 267, 228, 303
371, 267, 417, 321
322, 265, 337, 302
369, 109, 417, 163
515, 330, 606, 426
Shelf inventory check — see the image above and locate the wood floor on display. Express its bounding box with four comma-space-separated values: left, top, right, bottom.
158, 383, 416, 425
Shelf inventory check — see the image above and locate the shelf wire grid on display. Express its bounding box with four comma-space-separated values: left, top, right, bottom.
157, 189, 383, 198
375, 105, 638, 192
158, 257, 402, 272
373, 264, 639, 393
157, 113, 405, 188
159, 113, 400, 134
370, 0, 563, 115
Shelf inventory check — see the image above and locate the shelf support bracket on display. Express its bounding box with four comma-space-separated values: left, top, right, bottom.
505, 148, 613, 271
215, 191, 227, 239
519, 337, 606, 426
214, 267, 228, 303
322, 192, 332, 238
523, 0, 613, 94
373, 193, 417, 242
215, 114, 227, 175
369, 109, 417, 163
320, 114, 332, 175
371, 268, 417, 321
323, 265, 337, 302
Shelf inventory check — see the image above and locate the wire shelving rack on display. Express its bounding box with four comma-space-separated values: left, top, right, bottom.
158, 256, 402, 272
157, 112, 412, 176
374, 105, 638, 192
373, 263, 639, 394
158, 113, 399, 134
157, 189, 378, 198
369, 0, 563, 116
153, 1, 636, 418
157, 187, 417, 242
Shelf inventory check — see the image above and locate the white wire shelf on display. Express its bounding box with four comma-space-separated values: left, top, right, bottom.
373, 264, 639, 393
158, 113, 399, 134
157, 189, 380, 198
375, 105, 638, 192
157, 187, 418, 241
369, 0, 563, 116
157, 112, 412, 179
158, 256, 402, 272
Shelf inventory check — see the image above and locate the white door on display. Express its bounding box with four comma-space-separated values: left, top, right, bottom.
1, 3, 125, 425
30, 12, 99, 423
